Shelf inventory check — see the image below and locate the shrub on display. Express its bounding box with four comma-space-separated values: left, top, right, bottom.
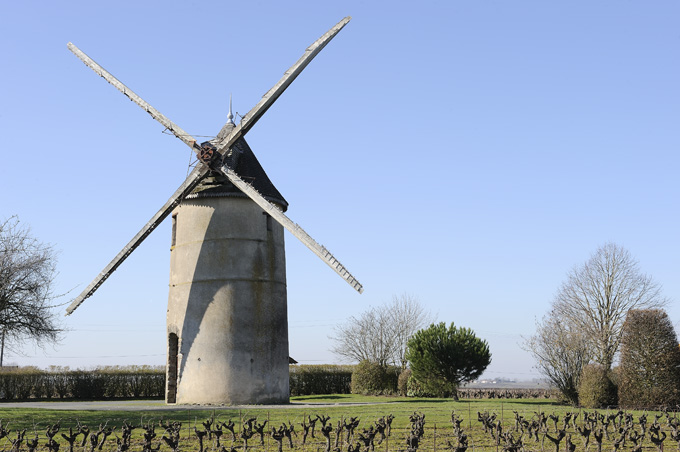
71, 370, 107, 399
578, 363, 617, 408
0, 367, 39, 400
48, 366, 71, 399
289, 365, 353, 396
125, 366, 165, 397
351, 360, 398, 395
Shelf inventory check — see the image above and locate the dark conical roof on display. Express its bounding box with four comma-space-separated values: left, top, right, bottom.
186, 136, 288, 211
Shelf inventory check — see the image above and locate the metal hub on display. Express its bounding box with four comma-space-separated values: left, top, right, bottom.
199, 142, 217, 165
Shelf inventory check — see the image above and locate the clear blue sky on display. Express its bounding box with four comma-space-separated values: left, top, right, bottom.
1, 1, 678, 380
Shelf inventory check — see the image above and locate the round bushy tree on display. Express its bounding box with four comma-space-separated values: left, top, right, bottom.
350, 360, 397, 395
405, 322, 491, 398
618, 309, 680, 409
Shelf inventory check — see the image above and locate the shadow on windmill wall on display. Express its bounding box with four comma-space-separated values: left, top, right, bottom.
166, 197, 289, 404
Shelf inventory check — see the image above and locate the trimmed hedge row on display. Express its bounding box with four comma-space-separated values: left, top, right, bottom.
0, 366, 165, 400
0, 365, 552, 401
289, 364, 353, 396
0, 365, 355, 400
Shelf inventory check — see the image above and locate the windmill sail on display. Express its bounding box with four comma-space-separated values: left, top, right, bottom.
222, 165, 363, 293
67, 43, 202, 154
213, 16, 351, 153
65, 165, 210, 315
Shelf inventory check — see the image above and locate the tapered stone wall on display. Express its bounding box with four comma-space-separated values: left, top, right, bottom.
166, 195, 288, 404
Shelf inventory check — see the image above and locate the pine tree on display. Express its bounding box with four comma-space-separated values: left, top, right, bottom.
405, 322, 491, 398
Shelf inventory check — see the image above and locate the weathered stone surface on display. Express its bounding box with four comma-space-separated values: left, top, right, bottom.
166, 196, 288, 404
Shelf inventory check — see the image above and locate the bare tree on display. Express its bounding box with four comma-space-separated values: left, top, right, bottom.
330, 293, 430, 368
0, 217, 62, 364
553, 243, 667, 369
523, 309, 591, 405
330, 305, 397, 367
387, 293, 431, 369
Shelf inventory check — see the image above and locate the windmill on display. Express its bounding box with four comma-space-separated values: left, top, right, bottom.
66, 17, 362, 404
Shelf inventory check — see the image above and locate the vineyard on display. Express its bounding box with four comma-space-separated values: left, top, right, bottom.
0, 398, 679, 451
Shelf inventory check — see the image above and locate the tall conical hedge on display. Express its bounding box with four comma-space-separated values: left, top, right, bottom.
618, 309, 680, 409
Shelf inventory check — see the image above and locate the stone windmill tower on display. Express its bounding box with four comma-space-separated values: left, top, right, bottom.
65, 17, 362, 405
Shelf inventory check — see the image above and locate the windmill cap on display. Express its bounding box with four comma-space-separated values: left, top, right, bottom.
187, 137, 288, 211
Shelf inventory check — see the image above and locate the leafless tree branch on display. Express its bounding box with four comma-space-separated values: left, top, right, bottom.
330, 293, 430, 368
0, 217, 63, 363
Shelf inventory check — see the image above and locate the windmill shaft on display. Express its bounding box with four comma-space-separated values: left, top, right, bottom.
65, 165, 210, 315
222, 165, 363, 294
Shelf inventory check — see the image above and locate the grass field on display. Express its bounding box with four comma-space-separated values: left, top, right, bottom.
0, 395, 675, 451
